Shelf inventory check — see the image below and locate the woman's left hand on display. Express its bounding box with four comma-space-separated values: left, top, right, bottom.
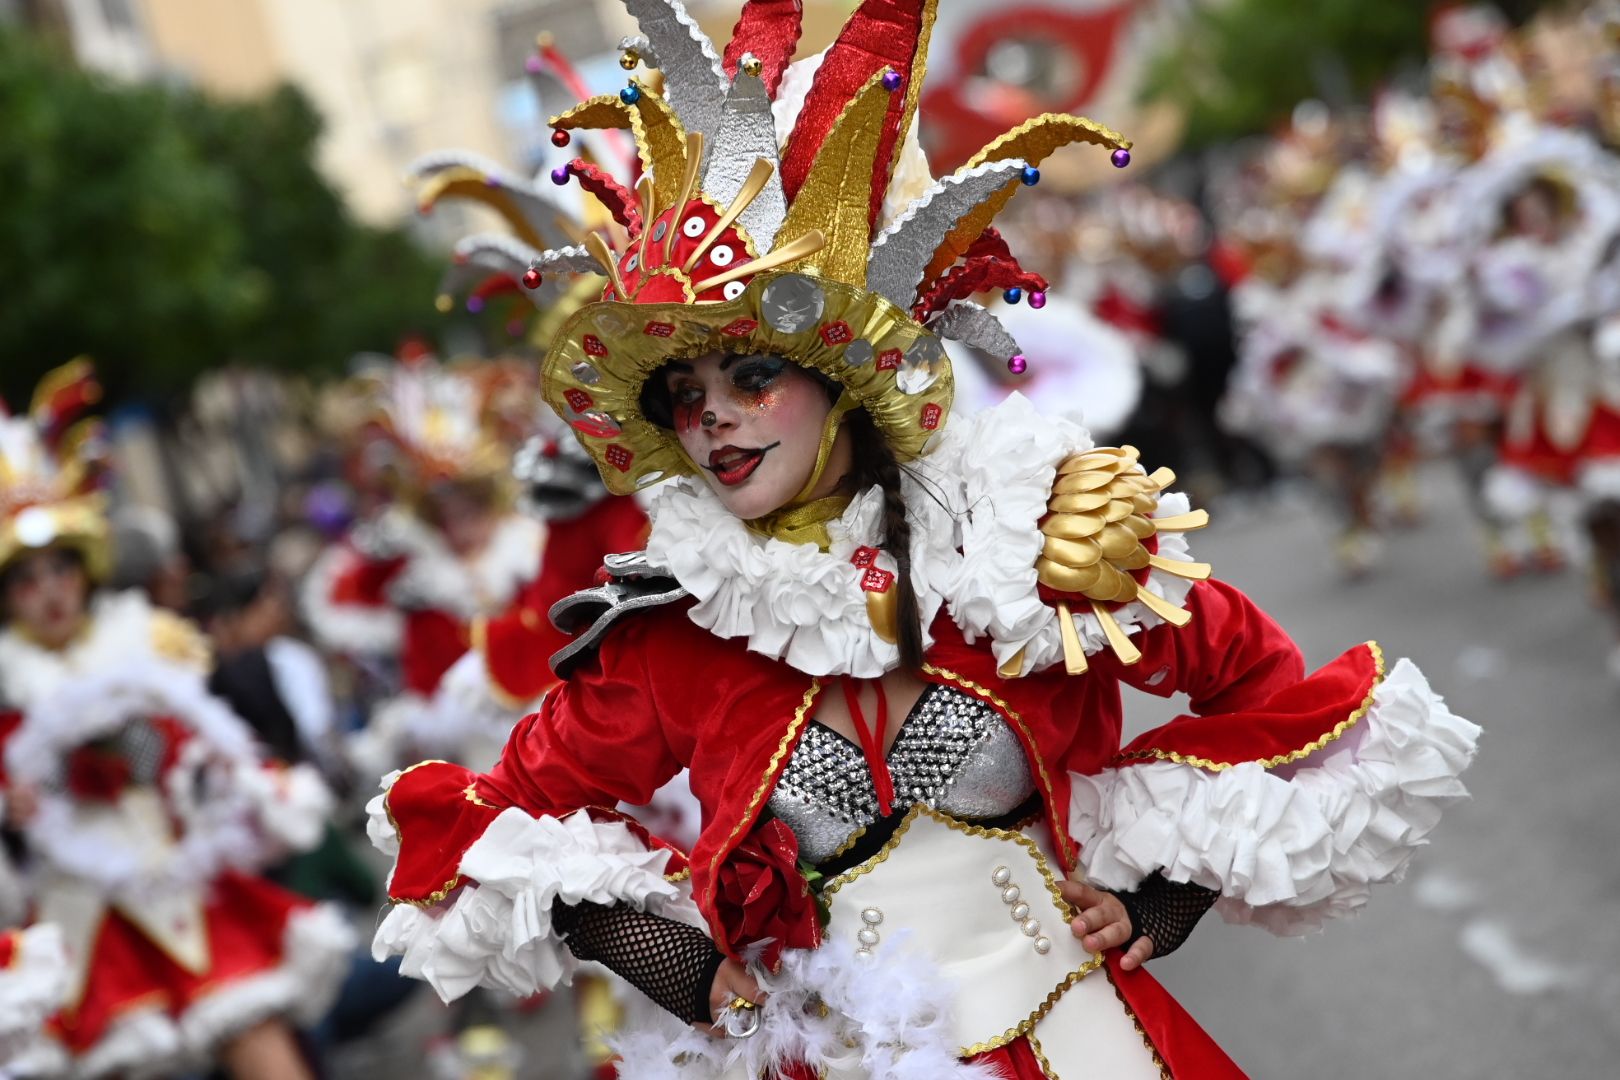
1059, 880, 1154, 972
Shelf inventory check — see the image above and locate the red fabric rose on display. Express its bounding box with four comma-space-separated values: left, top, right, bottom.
713, 818, 821, 970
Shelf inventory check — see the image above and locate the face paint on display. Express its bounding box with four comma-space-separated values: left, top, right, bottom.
664, 351, 837, 520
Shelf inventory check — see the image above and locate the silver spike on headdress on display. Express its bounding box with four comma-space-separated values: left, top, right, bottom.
865, 159, 1028, 308
702, 66, 786, 252
928, 301, 1022, 359
622, 0, 727, 160
445, 234, 560, 310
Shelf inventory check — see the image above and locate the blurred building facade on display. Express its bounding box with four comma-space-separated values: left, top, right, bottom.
7, 0, 639, 227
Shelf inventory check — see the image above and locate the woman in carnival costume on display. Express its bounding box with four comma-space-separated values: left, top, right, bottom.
368, 3, 1481, 1076
0, 362, 354, 1078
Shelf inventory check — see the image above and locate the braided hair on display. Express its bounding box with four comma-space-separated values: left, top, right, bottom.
845, 411, 925, 670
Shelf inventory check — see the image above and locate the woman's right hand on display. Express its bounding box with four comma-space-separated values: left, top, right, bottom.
702, 957, 766, 1036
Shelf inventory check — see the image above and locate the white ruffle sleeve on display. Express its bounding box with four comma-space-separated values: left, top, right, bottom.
1068, 658, 1481, 935
367, 775, 701, 1003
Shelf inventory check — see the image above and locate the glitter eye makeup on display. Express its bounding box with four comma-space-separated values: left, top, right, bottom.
728, 356, 789, 412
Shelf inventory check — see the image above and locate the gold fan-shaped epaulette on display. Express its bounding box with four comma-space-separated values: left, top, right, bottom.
1023, 446, 1211, 676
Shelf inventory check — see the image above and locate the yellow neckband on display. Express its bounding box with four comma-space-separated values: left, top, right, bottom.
745, 391, 859, 550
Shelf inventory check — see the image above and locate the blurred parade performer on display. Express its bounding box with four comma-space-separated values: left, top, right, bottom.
1221, 108, 1406, 576
300, 355, 554, 773
364, 3, 1479, 1077
0, 362, 353, 1078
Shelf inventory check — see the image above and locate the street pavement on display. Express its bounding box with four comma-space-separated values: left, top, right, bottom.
1139, 473, 1620, 1079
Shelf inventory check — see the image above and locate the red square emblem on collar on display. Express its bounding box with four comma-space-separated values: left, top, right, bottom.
860, 567, 895, 594
920, 403, 942, 430
850, 546, 880, 569
582, 334, 609, 357
876, 348, 903, 371
644, 321, 676, 338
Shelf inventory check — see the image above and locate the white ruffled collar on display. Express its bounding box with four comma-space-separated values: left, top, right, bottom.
644, 395, 1199, 679
0, 590, 158, 710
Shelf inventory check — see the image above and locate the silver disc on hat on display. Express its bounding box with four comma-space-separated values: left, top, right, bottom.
571, 361, 602, 385
760, 274, 826, 334
844, 340, 875, 368
897, 335, 946, 395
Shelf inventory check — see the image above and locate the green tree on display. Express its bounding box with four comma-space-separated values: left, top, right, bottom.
0, 29, 443, 405
1143, 0, 1551, 148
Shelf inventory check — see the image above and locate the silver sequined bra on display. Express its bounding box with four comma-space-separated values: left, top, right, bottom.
767, 684, 1037, 865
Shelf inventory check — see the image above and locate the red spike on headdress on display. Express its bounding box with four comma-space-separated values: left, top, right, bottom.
538, 40, 593, 105
30, 360, 102, 449
569, 158, 644, 233
914, 230, 1047, 321
723, 0, 804, 99
779, 0, 935, 230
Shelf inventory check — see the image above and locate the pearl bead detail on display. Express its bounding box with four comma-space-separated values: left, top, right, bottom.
1010, 902, 1030, 921
1021, 918, 1041, 937
1000, 885, 1020, 904
991, 866, 1011, 887
858, 928, 880, 946
1034, 937, 1052, 955
862, 908, 884, 926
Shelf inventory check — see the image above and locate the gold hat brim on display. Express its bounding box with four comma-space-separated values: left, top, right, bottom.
0, 496, 112, 581
540, 271, 954, 496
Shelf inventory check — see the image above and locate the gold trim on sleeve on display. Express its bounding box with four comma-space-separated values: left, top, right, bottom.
1110, 641, 1386, 772
703, 680, 822, 913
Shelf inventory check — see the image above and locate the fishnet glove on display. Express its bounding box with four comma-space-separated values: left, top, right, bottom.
554, 901, 727, 1025
1113, 873, 1219, 960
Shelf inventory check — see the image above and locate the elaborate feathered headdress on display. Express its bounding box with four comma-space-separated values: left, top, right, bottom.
0, 359, 111, 580
496, 0, 1130, 495
352, 354, 537, 495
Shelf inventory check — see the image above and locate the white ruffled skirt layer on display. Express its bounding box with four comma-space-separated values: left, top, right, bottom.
12, 904, 354, 1080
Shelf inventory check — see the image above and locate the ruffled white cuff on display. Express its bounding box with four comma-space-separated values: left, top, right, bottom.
236, 762, 335, 855
1068, 659, 1481, 935
370, 805, 699, 1002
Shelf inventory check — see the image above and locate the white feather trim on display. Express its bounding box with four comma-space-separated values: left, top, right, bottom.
608, 934, 1003, 1080
0, 592, 172, 711
71, 1008, 185, 1080
370, 806, 697, 1003
383, 512, 543, 619
1068, 658, 1481, 935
